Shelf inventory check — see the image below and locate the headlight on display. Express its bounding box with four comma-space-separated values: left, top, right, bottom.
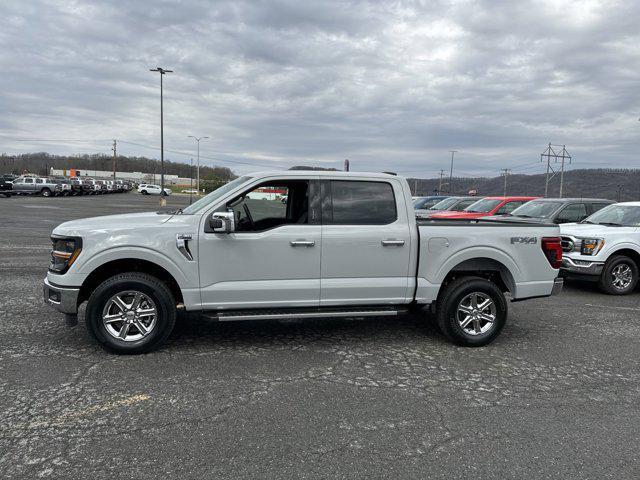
580, 238, 604, 255
49, 236, 82, 273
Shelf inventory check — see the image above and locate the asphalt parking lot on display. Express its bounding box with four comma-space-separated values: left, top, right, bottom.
1, 193, 639, 479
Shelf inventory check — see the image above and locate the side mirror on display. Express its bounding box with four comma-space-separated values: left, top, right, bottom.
210, 211, 235, 233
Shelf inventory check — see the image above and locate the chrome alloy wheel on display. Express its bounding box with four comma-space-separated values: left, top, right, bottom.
102, 291, 157, 342
456, 292, 496, 336
611, 263, 633, 290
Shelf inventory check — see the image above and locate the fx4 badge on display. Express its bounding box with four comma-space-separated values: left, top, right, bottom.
511, 237, 537, 245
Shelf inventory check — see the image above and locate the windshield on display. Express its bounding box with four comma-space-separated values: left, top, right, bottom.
182, 176, 253, 214
464, 198, 502, 213
429, 197, 459, 210
583, 204, 640, 226
510, 201, 562, 218
414, 197, 442, 209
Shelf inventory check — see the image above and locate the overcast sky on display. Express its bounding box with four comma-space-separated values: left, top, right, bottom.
1, 0, 639, 177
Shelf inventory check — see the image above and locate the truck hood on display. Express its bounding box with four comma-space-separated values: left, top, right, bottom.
559, 223, 638, 236
53, 211, 173, 237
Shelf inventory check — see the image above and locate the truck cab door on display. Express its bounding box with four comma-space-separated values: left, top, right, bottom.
319, 179, 413, 306
198, 177, 321, 310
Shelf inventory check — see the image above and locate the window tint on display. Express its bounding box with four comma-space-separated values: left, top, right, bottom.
496, 201, 525, 215
330, 180, 396, 225
25, 178, 34, 184
557, 203, 587, 223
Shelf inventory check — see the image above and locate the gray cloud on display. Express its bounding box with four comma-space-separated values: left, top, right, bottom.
1, 0, 639, 177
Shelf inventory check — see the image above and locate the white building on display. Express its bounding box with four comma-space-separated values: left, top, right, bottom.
49, 168, 186, 185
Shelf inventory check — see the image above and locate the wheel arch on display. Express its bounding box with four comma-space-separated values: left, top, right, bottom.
440, 257, 516, 295
78, 258, 184, 306
607, 248, 640, 268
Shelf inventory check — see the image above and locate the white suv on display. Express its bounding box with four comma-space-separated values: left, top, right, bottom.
560, 202, 640, 294
138, 184, 171, 196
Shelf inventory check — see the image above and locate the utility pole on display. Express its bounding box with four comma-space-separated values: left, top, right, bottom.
112, 139, 117, 180
501, 168, 511, 196
188, 135, 209, 195
557, 145, 571, 198
413, 179, 418, 196
448, 151, 457, 194
438, 169, 445, 194
617, 184, 624, 202
541, 143, 572, 198
150, 67, 173, 205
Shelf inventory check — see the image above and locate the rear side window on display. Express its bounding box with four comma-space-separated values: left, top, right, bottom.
329, 180, 397, 225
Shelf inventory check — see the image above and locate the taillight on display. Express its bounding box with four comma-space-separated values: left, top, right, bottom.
541, 237, 562, 269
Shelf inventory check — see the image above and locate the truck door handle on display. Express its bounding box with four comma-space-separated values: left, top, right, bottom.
381, 239, 405, 247
290, 240, 315, 247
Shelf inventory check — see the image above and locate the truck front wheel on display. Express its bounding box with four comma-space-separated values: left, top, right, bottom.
85, 272, 176, 354
598, 255, 638, 295
435, 276, 507, 347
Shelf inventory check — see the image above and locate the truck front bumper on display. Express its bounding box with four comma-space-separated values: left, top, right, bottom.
43, 277, 80, 315
560, 256, 604, 277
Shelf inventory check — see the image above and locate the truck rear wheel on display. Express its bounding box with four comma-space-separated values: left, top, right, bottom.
435, 276, 507, 347
598, 255, 638, 295
85, 272, 176, 354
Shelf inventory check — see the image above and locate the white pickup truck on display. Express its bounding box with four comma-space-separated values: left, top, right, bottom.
560, 201, 640, 294
43, 171, 563, 353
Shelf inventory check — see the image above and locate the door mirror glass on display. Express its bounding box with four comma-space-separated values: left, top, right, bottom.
210, 211, 235, 233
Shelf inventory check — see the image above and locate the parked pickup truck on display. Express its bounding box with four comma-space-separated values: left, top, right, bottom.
12, 176, 61, 197
560, 201, 640, 294
1, 174, 15, 197
43, 171, 563, 353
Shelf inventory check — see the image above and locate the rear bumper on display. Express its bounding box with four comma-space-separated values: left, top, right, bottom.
561, 256, 604, 277
43, 277, 80, 314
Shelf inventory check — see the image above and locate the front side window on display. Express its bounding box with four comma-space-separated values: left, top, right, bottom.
556, 203, 587, 223
229, 180, 309, 232
330, 180, 396, 225
24, 178, 34, 184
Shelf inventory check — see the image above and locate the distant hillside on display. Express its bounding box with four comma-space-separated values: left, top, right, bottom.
408, 168, 640, 202
0, 152, 235, 181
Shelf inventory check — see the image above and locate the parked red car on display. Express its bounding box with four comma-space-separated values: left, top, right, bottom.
429, 196, 538, 219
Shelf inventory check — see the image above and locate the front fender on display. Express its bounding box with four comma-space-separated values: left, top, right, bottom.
77, 246, 194, 290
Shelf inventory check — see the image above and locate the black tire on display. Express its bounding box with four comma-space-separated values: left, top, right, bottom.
598, 255, 638, 295
85, 272, 176, 354
141, 190, 148, 195
435, 276, 507, 347
41, 188, 51, 197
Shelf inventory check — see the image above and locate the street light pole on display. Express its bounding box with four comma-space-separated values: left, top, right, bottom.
150, 67, 173, 204
188, 135, 209, 195
448, 150, 457, 194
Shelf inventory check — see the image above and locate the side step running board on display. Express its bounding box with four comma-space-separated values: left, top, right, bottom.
204, 307, 408, 322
